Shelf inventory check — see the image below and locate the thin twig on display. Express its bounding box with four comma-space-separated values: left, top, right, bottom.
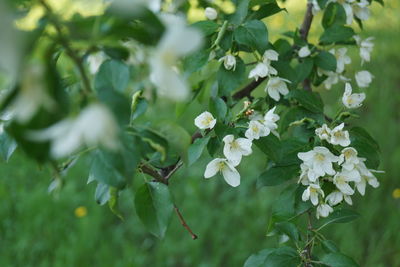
304, 211, 314, 267
40, 0, 92, 96
174, 205, 198, 240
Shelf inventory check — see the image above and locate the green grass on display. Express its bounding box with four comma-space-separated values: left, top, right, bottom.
1, 1, 400, 266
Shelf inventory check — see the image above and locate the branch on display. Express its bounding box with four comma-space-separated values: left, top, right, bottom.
304, 211, 314, 266
232, 77, 266, 101
40, 0, 92, 96
174, 205, 198, 240
299, 2, 314, 91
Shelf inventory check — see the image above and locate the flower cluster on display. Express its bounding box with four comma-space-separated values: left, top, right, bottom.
298, 123, 380, 219
195, 107, 280, 187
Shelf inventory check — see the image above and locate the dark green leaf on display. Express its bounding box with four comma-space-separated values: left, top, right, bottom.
258, 165, 299, 187
264, 246, 302, 267
188, 136, 210, 166
248, 3, 285, 20
275, 222, 300, 242
350, 127, 380, 169
295, 58, 314, 86
287, 89, 324, 113
244, 249, 275, 267
134, 182, 174, 238
184, 49, 210, 74
321, 253, 359, 267
95, 59, 130, 92
322, 3, 347, 29
320, 25, 355, 44
321, 240, 340, 253
229, 0, 250, 25
234, 20, 268, 54
217, 57, 246, 96
315, 51, 337, 72
157, 121, 191, 163
317, 209, 360, 229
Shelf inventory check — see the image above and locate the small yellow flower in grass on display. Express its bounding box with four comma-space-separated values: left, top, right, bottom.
74, 206, 87, 218
393, 189, 400, 199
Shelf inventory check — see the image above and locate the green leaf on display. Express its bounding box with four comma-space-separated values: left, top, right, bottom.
207, 137, 221, 157
322, 3, 347, 29
287, 89, 324, 114
131, 97, 148, 121
217, 57, 246, 96
0, 130, 17, 162
234, 20, 268, 54
188, 136, 210, 166
264, 247, 301, 267
315, 51, 337, 72
320, 25, 355, 44
184, 49, 210, 74
108, 187, 124, 220
229, 0, 250, 25
317, 209, 360, 230
244, 249, 275, 267
271, 184, 298, 220
89, 150, 127, 189
321, 253, 359, 267
279, 107, 325, 133
96, 88, 131, 125
350, 127, 380, 169
253, 134, 281, 162
321, 240, 340, 253
94, 182, 111, 205
157, 121, 191, 163
209, 97, 227, 121
134, 182, 174, 238
275, 222, 300, 242
248, 3, 285, 20
258, 165, 299, 187
191, 21, 219, 36
95, 59, 130, 92
294, 58, 314, 86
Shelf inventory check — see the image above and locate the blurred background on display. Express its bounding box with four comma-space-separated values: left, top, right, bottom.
0, 0, 399, 266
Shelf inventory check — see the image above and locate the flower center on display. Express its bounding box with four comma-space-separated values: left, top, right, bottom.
217, 161, 226, 171
315, 153, 325, 162
230, 140, 239, 150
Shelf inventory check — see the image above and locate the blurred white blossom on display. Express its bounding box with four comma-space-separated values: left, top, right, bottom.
355, 70, 373, 88
342, 83, 366, 109
204, 7, 218, 20
194, 111, 216, 130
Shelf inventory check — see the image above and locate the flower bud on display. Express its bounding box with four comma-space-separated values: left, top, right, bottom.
298, 46, 311, 58
205, 7, 218, 20
219, 55, 236, 71
355, 70, 373, 88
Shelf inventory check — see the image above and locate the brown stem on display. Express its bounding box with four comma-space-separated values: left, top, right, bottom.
300, 2, 314, 91
304, 211, 314, 266
174, 205, 198, 240
232, 77, 266, 100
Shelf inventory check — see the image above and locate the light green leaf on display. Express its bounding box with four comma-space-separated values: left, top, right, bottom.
0, 130, 17, 162
134, 182, 174, 238
209, 97, 227, 121
191, 21, 220, 36
229, 0, 250, 25
95, 182, 111, 205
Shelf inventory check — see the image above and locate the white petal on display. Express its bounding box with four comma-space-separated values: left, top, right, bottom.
204, 158, 222, 178
222, 164, 241, 187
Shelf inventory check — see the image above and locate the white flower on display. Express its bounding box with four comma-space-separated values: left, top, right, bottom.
339, 147, 361, 171
352, 0, 370, 21
311, 0, 321, 15
265, 77, 290, 101
298, 146, 339, 178
222, 135, 252, 165
87, 52, 107, 74
298, 46, 311, 58
194, 111, 216, 130
329, 48, 351, 73
219, 54, 236, 71
245, 120, 269, 140
342, 83, 366, 109
29, 103, 119, 158
355, 70, 374, 88
302, 184, 324, 206
354, 35, 374, 64
7, 64, 55, 123
333, 170, 360, 195
316, 203, 333, 219
326, 191, 353, 206
150, 15, 202, 101
204, 158, 240, 187
248, 62, 269, 81
262, 49, 279, 62
263, 106, 280, 131
298, 163, 319, 184
354, 161, 380, 195
204, 7, 218, 20
315, 124, 332, 141
318, 69, 350, 90
330, 123, 351, 147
